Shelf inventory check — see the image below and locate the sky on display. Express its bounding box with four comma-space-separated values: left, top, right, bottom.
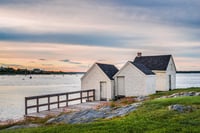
0, 0, 200, 71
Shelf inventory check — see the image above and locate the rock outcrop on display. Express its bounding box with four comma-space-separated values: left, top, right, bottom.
159, 91, 200, 99
46, 102, 142, 124
168, 104, 193, 113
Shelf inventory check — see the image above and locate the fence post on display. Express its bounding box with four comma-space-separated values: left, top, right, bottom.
93, 89, 95, 101
25, 97, 27, 115
48, 96, 50, 110
87, 91, 89, 101
66, 93, 68, 106
36, 97, 39, 113
58, 95, 60, 108
80, 91, 83, 103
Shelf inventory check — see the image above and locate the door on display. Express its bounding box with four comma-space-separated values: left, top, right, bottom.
169, 75, 171, 91
100, 81, 107, 101
117, 76, 125, 96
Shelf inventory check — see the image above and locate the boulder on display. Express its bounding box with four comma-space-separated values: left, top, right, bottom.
183, 92, 196, 96
168, 104, 193, 113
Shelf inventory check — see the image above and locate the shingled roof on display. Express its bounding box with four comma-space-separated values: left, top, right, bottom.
133, 55, 171, 70
96, 63, 118, 80
130, 62, 155, 75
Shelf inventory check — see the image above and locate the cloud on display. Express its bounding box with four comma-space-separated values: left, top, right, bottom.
0, 30, 140, 47
97, 59, 106, 62
42, 64, 53, 66
60, 59, 70, 62
0, 0, 200, 46
29, 61, 35, 63
69, 62, 81, 65
1, 0, 199, 29
0, 0, 199, 49
0, 63, 23, 68
60, 59, 81, 64
39, 58, 46, 61
176, 51, 200, 59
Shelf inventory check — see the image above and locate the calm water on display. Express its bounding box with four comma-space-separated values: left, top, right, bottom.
0, 73, 199, 121
0, 74, 82, 122
176, 73, 200, 88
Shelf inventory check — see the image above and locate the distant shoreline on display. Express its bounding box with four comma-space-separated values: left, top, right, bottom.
0, 72, 85, 75
0, 67, 85, 75
176, 71, 200, 73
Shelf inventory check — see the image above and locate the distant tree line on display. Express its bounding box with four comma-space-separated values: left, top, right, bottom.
177, 71, 200, 73
0, 67, 85, 75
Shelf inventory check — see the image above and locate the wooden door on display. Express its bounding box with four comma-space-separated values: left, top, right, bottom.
117, 76, 125, 96
100, 82, 107, 101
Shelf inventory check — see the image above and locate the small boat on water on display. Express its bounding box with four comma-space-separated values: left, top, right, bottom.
29, 69, 32, 79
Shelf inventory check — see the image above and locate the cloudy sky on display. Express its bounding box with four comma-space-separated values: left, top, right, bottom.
0, 0, 199, 71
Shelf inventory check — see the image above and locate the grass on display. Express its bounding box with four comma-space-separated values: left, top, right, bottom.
1, 87, 200, 133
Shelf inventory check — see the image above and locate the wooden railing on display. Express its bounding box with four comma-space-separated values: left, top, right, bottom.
25, 89, 95, 115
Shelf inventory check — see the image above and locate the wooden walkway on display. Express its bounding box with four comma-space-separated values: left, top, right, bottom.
25, 101, 108, 118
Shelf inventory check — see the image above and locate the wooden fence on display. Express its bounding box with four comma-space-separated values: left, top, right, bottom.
25, 89, 95, 115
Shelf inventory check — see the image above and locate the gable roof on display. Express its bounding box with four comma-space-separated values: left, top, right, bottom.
130, 62, 155, 75
96, 63, 118, 80
133, 55, 171, 70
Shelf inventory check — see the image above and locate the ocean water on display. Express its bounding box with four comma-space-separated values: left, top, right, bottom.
0, 73, 199, 121
0, 74, 82, 122
176, 73, 200, 88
